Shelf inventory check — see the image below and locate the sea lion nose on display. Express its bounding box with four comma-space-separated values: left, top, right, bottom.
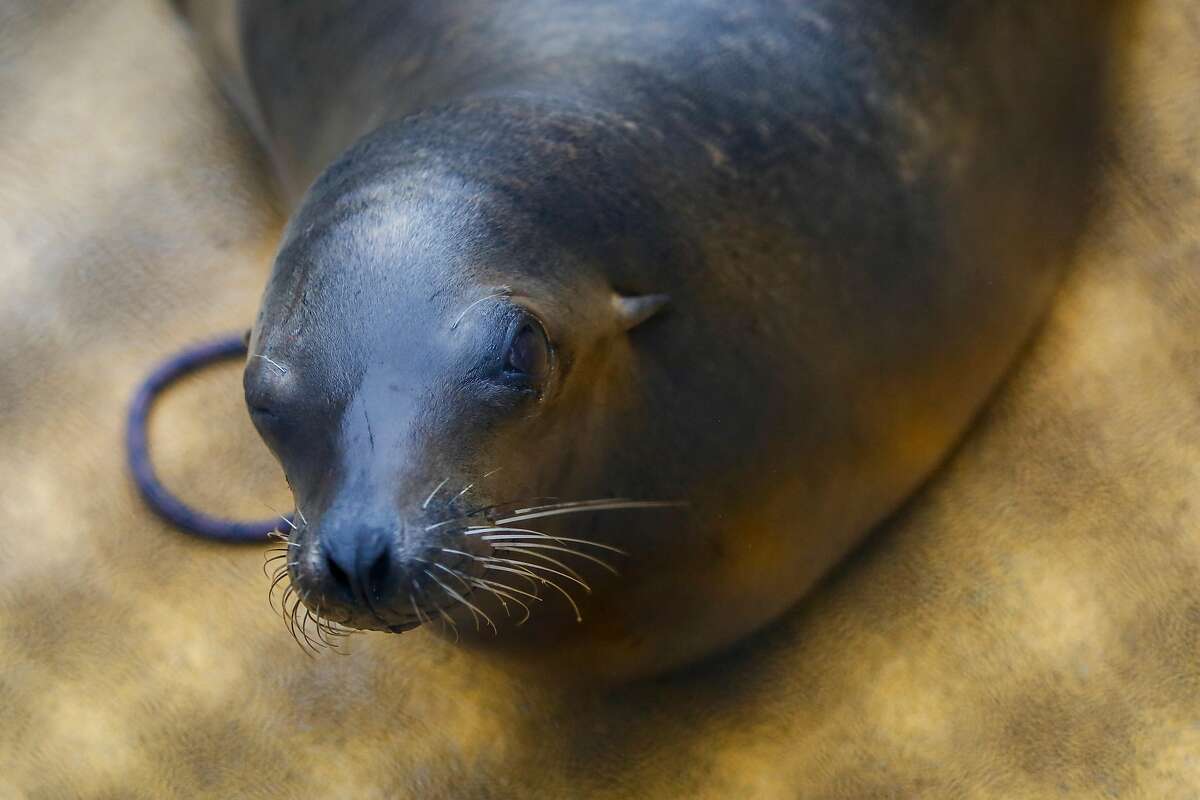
319, 525, 398, 605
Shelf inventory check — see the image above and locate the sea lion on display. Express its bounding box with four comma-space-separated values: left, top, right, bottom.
188, 0, 1124, 679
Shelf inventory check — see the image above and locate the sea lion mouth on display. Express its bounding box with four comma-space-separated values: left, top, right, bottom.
387, 621, 422, 633
265, 496, 684, 653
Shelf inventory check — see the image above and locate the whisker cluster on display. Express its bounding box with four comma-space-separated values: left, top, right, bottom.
262, 484, 683, 653
423, 482, 683, 627
265, 520, 356, 657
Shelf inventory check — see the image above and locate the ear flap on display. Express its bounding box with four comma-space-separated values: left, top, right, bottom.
612, 292, 671, 331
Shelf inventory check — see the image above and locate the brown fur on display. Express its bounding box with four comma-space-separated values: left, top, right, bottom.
1, 0, 1198, 796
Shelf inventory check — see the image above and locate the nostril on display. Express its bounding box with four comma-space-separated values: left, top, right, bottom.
325, 552, 352, 595
367, 549, 391, 600
318, 528, 397, 605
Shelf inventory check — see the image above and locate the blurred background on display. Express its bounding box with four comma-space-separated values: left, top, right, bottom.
1, 1, 1198, 797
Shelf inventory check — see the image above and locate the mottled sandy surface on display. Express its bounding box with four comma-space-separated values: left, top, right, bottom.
1, 2, 1198, 797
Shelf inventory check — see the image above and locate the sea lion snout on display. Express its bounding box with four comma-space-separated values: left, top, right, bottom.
289, 494, 415, 631
287, 486, 495, 633
312, 519, 398, 616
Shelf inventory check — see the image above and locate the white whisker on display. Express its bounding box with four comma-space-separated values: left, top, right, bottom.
450, 288, 512, 329
492, 543, 619, 574
469, 578, 535, 625
253, 353, 289, 375
481, 562, 544, 593
497, 500, 683, 525
422, 478, 450, 509
484, 557, 592, 594
478, 533, 626, 555
486, 547, 589, 585
423, 569, 498, 635
506, 568, 582, 622
429, 560, 472, 593
432, 603, 461, 643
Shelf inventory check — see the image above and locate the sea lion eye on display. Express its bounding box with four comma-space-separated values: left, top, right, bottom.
504, 319, 550, 384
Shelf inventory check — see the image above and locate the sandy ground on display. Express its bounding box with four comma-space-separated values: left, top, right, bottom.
1, 1, 1198, 797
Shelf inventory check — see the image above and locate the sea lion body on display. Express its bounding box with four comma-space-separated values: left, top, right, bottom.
201, 1, 1122, 678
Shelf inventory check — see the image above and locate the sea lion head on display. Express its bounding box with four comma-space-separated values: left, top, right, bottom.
242, 106, 757, 677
